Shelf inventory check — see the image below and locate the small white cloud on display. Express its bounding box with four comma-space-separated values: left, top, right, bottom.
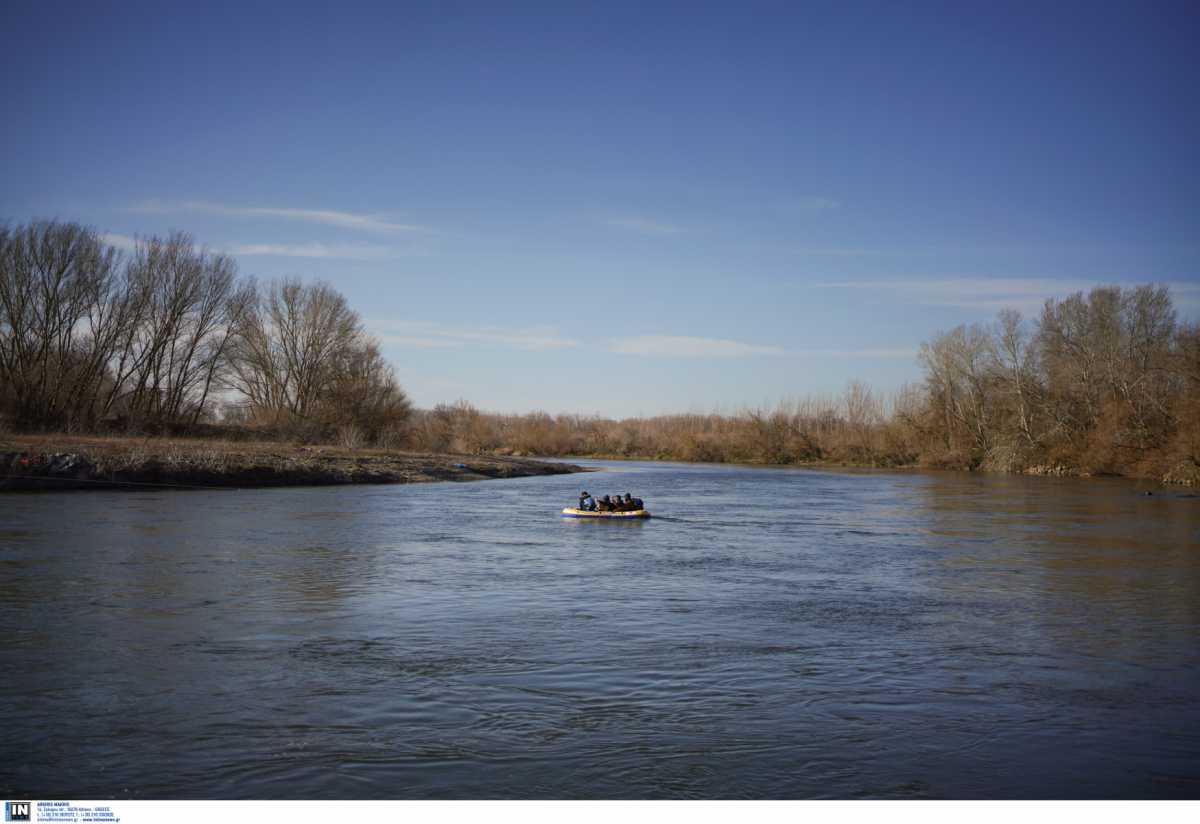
605, 217, 687, 235
609, 335, 784, 358
370, 320, 578, 352
129, 200, 431, 234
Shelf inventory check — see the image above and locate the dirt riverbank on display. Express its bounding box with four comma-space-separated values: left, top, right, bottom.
0, 434, 586, 491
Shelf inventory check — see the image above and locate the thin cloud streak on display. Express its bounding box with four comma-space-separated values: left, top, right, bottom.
129, 200, 431, 234
610, 335, 915, 359
376, 335, 466, 350
791, 196, 840, 211
610, 335, 783, 358
795, 348, 918, 359
230, 242, 400, 259
376, 327, 913, 360
817, 278, 1200, 313
371, 320, 578, 352
792, 246, 886, 257
103, 234, 404, 260
605, 217, 687, 235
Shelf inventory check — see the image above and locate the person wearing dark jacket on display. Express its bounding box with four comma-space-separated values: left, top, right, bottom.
623, 493, 643, 510
596, 495, 613, 512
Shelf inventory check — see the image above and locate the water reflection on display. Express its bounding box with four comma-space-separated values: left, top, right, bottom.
917, 472, 1200, 665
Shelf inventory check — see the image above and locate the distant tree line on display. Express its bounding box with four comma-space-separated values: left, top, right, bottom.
0, 220, 410, 443
401, 285, 1200, 482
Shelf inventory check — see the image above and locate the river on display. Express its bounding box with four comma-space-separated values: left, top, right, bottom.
1, 460, 1197, 798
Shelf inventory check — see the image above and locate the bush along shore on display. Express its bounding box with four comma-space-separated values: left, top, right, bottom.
0, 435, 585, 492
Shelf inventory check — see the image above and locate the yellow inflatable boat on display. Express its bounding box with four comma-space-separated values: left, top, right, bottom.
561, 508, 651, 520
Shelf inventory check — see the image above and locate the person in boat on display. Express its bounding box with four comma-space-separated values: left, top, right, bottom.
608, 495, 625, 512
596, 495, 613, 512
578, 491, 596, 511
623, 493, 643, 510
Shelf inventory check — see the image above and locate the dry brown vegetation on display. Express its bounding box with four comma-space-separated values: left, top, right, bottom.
401, 286, 1200, 484
403, 388, 920, 467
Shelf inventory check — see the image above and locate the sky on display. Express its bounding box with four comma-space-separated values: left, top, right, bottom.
3, 1, 1198, 417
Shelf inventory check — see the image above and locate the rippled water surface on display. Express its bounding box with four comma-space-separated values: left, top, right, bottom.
2, 461, 1198, 798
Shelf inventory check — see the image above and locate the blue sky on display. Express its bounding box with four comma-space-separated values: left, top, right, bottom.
3, 1, 1198, 416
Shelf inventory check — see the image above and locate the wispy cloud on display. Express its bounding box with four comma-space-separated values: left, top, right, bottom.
794, 348, 918, 359
129, 200, 431, 234
605, 217, 687, 235
609, 335, 783, 358
102, 233, 406, 260
608, 335, 913, 359
100, 233, 138, 251
229, 242, 402, 260
792, 246, 885, 257
790, 196, 840, 211
816, 277, 1200, 314
370, 320, 579, 352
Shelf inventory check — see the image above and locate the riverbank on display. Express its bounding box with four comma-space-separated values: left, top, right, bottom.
0, 434, 586, 491
547, 450, 1197, 486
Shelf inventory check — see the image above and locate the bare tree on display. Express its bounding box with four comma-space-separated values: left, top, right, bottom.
228, 278, 365, 425
991, 308, 1039, 447
0, 221, 120, 429
919, 323, 994, 455
322, 338, 413, 442
1037, 285, 1177, 448
843, 379, 882, 447
1117, 284, 1176, 437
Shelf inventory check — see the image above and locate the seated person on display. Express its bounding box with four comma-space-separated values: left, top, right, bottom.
623, 493, 643, 510
596, 495, 613, 512
578, 491, 595, 511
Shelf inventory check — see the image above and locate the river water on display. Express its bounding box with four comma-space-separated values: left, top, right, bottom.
1, 460, 1198, 799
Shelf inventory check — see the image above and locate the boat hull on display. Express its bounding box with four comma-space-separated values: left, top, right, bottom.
561, 507, 651, 519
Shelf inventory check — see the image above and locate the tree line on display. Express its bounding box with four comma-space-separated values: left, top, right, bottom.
400, 286, 1199, 482
914, 284, 1198, 479
0, 220, 410, 443
4, 219, 1197, 481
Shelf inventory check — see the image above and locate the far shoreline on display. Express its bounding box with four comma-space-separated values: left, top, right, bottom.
547, 451, 1189, 488
0, 433, 586, 492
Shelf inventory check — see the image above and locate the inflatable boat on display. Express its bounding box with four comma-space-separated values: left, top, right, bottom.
561, 507, 651, 520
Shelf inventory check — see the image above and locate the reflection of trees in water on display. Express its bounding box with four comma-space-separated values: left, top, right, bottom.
916, 472, 1200, 664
